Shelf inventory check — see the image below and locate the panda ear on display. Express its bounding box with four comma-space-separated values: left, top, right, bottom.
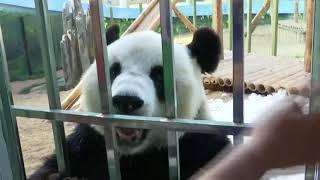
106, 24, 120, 45
187, 28, 222, 73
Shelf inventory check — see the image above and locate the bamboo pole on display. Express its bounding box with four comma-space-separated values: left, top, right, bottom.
244, 0, 271, 37
271, 0, 279, 56
228, 0, 233, 50
304, 0, 314, 72
212, 0, 224, 59
247, 0, 252, 53
193, 0, 197, 27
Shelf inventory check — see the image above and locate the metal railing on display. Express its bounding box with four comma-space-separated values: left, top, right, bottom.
0, 0, 319, 180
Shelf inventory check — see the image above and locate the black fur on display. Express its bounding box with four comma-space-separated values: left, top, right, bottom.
105, 24, 120, 45
28, 124, 229, 180
109, 62, 121, 84
187, 28, 222, 73
149, 66, 165, 101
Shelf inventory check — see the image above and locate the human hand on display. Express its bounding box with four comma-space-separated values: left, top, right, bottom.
248, 96, 320, 170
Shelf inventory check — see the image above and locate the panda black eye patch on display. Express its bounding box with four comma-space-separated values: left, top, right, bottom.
149, 66, 165, 101
110, 62, 121, 83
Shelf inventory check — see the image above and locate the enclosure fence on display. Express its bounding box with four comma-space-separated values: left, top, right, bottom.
0, 0, 320, 180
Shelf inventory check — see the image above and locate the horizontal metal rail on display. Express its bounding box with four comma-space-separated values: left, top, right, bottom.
13, 106, 251, 135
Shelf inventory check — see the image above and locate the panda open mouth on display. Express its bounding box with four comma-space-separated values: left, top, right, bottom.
115, 128, 148, 146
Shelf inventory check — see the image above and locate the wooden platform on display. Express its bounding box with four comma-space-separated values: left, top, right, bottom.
203, 51, 311, 96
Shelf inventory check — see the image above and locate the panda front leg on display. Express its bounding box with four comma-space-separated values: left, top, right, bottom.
196, 96, 214, 121
28, 124, 110, 180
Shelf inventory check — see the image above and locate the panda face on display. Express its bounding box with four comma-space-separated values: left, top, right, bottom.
106, 31, 167, 154
81, 26, 221, 155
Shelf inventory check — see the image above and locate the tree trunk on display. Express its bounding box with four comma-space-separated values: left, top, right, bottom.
212, 0, 224, 59
304, 0, 314, 72
60, 0, 94, 90
294, 0, 299, 23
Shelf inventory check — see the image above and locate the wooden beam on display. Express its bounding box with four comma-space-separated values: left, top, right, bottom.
212, 0, 224, 59
244, 0, 271, 37
304, 0, 314, 72
172, 6, 196, 33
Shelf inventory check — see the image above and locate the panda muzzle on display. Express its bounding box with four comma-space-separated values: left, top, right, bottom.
116, 128, 144, 142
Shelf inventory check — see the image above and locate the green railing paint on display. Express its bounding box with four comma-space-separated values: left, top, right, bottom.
0, 26, 26, 180
34, 0, 70, 175
159, 0, 180, 179
305, 0, 320, 179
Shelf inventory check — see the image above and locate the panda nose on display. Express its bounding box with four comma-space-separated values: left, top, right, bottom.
112, 95, 144, 114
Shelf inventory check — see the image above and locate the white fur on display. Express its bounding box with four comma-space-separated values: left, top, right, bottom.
80, 31, 212, 155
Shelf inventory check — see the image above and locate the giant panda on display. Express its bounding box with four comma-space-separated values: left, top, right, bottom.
28, 24, 230, 180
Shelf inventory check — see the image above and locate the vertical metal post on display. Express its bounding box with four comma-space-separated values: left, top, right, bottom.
232, 0, 244, 145
246, 0, 252, 53
0, 119, 14, 180
271, 0, 279, 56
90, 0, 121, 179
305, 1, 320, 179
193, 0, 197, 27
34, 0, 69, 174
159, 0, 180, 179
0, 26, 26, 180
228, 0, 233, 50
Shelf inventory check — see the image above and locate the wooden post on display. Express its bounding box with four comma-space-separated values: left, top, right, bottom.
212, 0, 224, 59
20, 17, 32, 76
271, 0, 279, 56
228, 0, 233, 50
304, 0, 307, 21
247, 0, 252, 53
304, 0, 314, 72
193, 0, 197, 27
294, 0, 299, 23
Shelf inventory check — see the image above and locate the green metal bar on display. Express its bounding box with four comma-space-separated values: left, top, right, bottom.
305, 0, 320, 179
159, 0, 180, 179
89, 0, 121, 179
13, 106, 251, 136
271, 0, 279, 56
0, 26, 26, 180
228, 0, 233, 50
246, 0, 252, 53
0, 119, 13, 180
193, 0, 197, 27
34, 0, 69, 175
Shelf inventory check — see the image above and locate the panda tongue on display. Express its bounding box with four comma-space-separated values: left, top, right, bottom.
116, 128, 143, 141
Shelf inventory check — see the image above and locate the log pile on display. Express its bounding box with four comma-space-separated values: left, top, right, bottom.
202, 51, 311, 96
